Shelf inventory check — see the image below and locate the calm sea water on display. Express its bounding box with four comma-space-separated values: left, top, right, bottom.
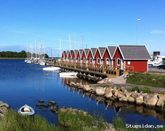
0, 59, 165, 126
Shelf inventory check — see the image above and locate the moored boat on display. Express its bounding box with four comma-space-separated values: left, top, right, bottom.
18, 104, 35, 116
43, 67, 60, 71
59, 72, 77, 78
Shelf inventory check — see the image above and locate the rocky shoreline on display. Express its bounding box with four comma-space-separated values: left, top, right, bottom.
66, 81, 165, 109
0, 101, 9, 118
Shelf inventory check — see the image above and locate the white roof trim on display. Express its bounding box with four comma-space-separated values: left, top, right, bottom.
106, 47, 113, 59
118, 46, 125, 60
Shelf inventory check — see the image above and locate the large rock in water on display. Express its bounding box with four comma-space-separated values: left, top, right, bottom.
144, 94, 158, 106
156, 94, 165, 107
96, 87, 106, 96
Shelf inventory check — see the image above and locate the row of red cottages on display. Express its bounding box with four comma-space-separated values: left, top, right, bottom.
61, 45, 151, 73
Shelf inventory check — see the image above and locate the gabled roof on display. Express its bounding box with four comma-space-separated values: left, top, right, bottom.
74, 50, 79, 58
70, 50, 74, 54
107, 46, 116, 59
91, 48, 97, 58
61, 51, 65, 58
119, 45, 151, 60
66, 50, 70, 54
74, 50, 79, 54
84, 49, 90, 58
79, 49, 83, 58
66, 50, 71, 58
70, 50, 74, 58
98, 47, 106, 59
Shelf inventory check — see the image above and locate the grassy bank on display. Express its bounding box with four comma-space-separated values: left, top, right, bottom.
0, 109, 112, 131
58, 108, 111, 131
126, 73, 165, 87
1, 109, 164, 131
0, 110, 57, 131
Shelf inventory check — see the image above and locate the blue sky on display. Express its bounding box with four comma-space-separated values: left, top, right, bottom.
0, 0, 165, 56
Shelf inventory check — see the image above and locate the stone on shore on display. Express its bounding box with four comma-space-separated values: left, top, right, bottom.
156, 94, 165, 107
119, 95, 128, 102
127, 96, 135, 103
95, 87, 106, 96
144, 94, 159, 106
70, 82, 76, 87
0, 101, 9, 108
0, 101, 9, 119
136, 95, 144, 105
105, 87, 113, 98
83, 85, 92, 92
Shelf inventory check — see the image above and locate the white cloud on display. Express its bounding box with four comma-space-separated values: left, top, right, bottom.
150, 30, 165, 34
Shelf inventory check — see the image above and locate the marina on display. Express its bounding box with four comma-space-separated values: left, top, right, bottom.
0, 59, 164, 126
0, 1, 165, 129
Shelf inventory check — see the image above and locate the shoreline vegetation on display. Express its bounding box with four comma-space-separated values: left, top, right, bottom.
0, 51, 27, 58
0, 50, 49, 59
1, 101, 164, 131
0, 101, 115, 131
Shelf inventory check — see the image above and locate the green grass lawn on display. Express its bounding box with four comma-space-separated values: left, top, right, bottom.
126, 73, 165, 87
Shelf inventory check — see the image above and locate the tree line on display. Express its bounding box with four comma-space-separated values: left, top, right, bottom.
0, 50, 49, 58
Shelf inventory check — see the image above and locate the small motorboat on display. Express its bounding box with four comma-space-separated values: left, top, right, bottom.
43, 67, 60, 71
39, 61, 46, 66
59, 72, 78, 78
18, 104, 35, 116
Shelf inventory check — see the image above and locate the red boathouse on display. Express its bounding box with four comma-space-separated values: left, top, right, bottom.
113, 45, 151, 72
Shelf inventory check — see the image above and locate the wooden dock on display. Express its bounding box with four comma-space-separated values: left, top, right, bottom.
46, 60, 131, 82
55, 61, 119, 80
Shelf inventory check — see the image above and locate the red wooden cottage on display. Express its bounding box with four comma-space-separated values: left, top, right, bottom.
88, 48, 97, 65
77, 49, 83, 64
104, 46, 116, 67
94, 47, 106, 65
61, 51, 66, 61
73, 50, 79, 63
70, 50, 75, 63
66, 50, 71, 62
113, 45, 151, 72
99, 47, 107, 65
82, 49, 90, 64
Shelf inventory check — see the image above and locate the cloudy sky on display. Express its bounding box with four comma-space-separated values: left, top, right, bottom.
0, 0, 165, 56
